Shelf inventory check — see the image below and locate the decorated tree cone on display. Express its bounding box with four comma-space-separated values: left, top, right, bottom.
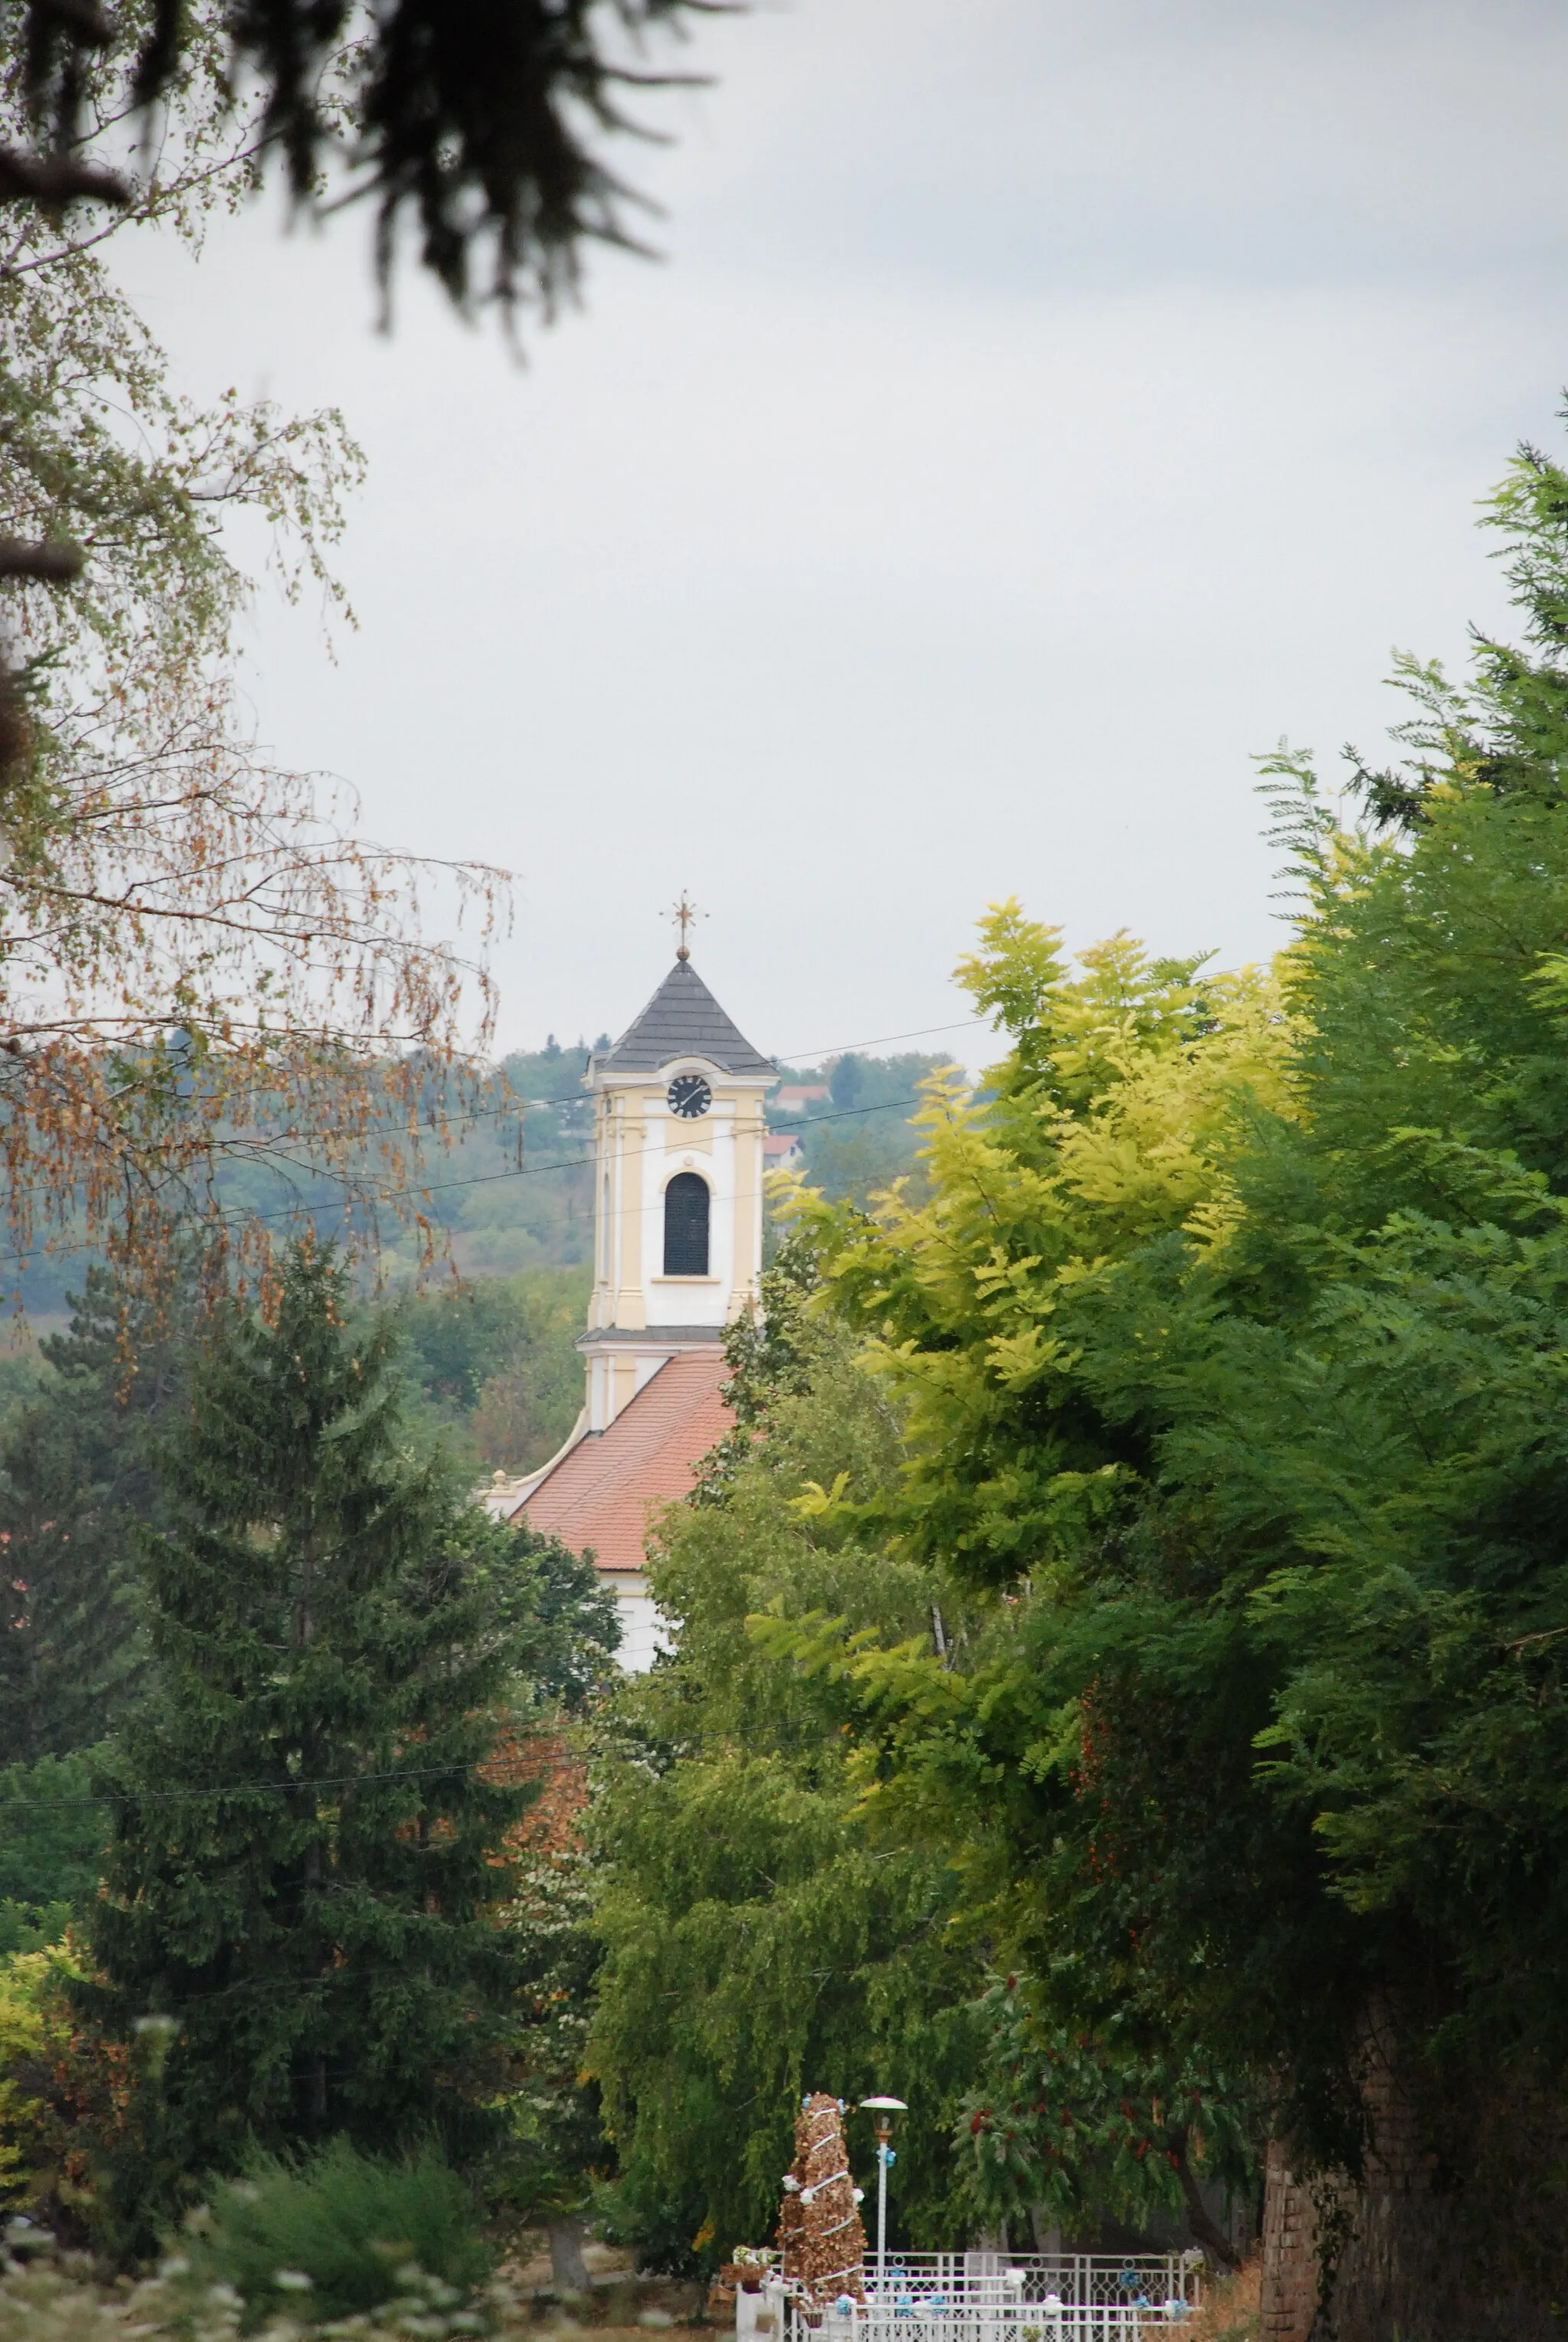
778, 2171, 805, 2288
779, 2092, 866, 2318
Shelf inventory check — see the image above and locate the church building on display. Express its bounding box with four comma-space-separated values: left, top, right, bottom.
485, 946, 776, 1667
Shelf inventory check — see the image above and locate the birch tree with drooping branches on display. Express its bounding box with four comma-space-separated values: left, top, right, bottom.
0, 11, 511, 1297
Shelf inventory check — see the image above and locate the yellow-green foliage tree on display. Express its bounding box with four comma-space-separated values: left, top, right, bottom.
0, 1943, 129, 2221
0, 1952, 65, 2206
805, 913, 1292, 1588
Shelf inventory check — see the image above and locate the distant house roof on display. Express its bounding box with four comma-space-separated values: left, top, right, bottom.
597, 957, 775, 1078
763, 1130, 804, 1160
514, 1349, 731, 1572
577, 1324, 724, 1349
775, 1082, 829, 1101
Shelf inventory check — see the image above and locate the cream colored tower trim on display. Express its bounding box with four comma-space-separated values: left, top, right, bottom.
727, 1094, 766, 1318
618, 1099, 647, 1329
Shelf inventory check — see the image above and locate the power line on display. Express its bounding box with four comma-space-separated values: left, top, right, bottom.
184, 1014, 983, 1158
0, 1013, 985, 1229
773, 1015, 987, 1063
0, 1080, 972, 1274
0, 1755, 579, 1812
62, 1961, 539, 2020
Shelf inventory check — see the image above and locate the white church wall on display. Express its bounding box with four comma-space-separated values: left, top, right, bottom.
616, 1592, 671, 1674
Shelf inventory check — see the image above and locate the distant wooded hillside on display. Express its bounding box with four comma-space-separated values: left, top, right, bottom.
769, 1050, 954, 1210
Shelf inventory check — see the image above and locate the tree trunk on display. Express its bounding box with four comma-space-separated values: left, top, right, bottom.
1168, 2129, 1240, 2272
1027, 2207, 1062, 2255
548, 2217, 592, 2292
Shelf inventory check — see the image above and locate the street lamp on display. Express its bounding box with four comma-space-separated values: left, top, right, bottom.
859, 2096, 908, 2294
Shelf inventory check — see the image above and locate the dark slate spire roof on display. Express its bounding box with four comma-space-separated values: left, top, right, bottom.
599, 957, 775, 1077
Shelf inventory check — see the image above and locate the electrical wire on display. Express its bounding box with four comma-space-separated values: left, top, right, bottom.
0, 1076, 981, 1275
771, 1014, 987, 1062
0, 1756, 578, 1812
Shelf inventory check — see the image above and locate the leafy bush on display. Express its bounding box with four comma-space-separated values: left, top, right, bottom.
178, 2141, 489, 2329
0, 1953, 59, 2209
0, 1946, 126, 2223
0, 2259, 144, 2342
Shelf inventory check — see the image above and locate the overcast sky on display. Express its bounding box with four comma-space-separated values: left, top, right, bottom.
112, 0, 1568, 1066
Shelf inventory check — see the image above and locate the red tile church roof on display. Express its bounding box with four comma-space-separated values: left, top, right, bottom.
514, 1349, 730, 1573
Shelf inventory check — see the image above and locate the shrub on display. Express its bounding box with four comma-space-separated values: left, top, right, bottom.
176, 2141, 489, 2330
0, 1953, 57, 2209
0, 1947, 129, 2227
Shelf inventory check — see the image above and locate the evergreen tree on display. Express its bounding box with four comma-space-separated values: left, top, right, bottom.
77, 1243, 553, 2239
5, 0, 722, 323
0, 1268, 186, 1764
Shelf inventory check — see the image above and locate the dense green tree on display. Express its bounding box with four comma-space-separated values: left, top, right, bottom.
782, 435, 1568, 2337
957, 1979, 1256, 2265
492, 1524, 620, 1716
0, 1749, 103, 1951
589, 1244, 985, 2274
501, 1041, 603, 1105
495, 1812, 607, 2285
394, 1268, 590, 1474
829, 1053, 866, 1110
75, 1242, 600, 2248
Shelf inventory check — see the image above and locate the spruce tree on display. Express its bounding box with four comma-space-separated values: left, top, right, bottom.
79, 1243, 543, 2229
0, 1267, 183, 1764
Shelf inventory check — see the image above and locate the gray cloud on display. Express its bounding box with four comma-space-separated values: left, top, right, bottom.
110, 0, 1568, 1057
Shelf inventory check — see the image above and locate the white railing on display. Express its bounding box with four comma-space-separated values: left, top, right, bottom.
763, 2252, 1204, 2342
867, 2257, 1201, 2309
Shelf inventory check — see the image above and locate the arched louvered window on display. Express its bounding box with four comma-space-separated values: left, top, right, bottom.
663, 1171, 710, 1276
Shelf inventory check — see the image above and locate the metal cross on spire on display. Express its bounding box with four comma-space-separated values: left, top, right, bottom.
668, 890, 705, 962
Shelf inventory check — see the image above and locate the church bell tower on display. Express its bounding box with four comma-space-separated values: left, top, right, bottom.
501, 931, 776, 1670
581, 946, 774, 1432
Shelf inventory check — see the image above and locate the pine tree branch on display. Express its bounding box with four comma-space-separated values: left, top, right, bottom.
0, 147, 128, 207
0, 534, 85, 578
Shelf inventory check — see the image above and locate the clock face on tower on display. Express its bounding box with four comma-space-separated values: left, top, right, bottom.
667, 1073, 712, 1119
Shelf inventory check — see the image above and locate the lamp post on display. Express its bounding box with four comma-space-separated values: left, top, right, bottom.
859, 2096, 908, 2296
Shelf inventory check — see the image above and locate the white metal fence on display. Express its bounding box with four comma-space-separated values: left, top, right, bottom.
757, 2252, 1204, 2342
